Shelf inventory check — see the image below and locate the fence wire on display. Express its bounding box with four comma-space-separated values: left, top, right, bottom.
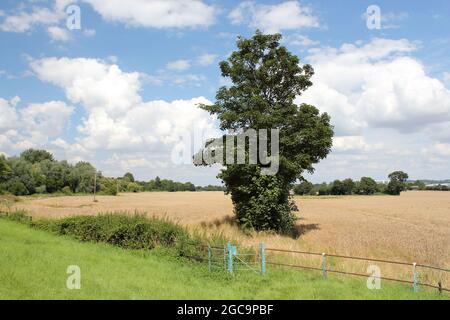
179, 241, 450, 294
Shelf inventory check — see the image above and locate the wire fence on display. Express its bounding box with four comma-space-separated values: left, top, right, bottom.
182, 241, 450, 295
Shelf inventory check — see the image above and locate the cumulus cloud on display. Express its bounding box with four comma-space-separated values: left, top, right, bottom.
300, 38, 450, 136
0, 1, 91, 41
166, 59, 191, 71
0, 6, 62, 33
47, 26, 71, 42
31, 57, 143, 118
333, 136, 383, 154
83, 0, 217, 29
197, 54, 218, 66
229, 1, 320, 33
0, 97, 73, 154
29, 57, 220, 177
284, 34, 319, 47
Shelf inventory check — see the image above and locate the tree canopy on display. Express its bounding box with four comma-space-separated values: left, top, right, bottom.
198, 31, 334, 233
386, 171, 409, 195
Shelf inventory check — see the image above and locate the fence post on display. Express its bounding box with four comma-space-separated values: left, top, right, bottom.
227, 242, 234, 274
223, 245, 226, 271
259, 242, 266, 275
412, 262, 418, 292
322, 253, 327, 279
208, 245, 212, 272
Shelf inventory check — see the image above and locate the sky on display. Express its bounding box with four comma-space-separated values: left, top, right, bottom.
0, 0, 449, 185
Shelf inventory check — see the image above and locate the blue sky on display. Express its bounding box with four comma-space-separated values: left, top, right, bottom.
1, 0, 450, 185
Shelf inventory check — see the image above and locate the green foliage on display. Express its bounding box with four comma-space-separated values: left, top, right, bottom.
197, 31, 333, 233
61, 186, 72, 195
355, 177, 378, 195
35, 185, 46, 194
0, 155, 12, 182
123, 172, 135, 183
293, 181, 314, 195
330, 180, 345, 195
341, 179, 355, 195
20, 149, 54, 164
2, 219, 445, 300
71, 161, 97, 193
126, 182, 142, 193
29, 213, 189, 250
0, 149, 223, 196
386, 171, 409, 196
4, 177, 29, 196
99, 177, 118, 195
425, 184, 450, 191
0, 209, 30, 222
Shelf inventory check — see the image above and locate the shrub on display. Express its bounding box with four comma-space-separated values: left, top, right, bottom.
0, 209, 31, 223
61, 186, 72, 195
35, 185, 46, 194
99, 178, 118, 196
293, 181, 313, 196
6, 178, 29, 196
30, 213, 189, 250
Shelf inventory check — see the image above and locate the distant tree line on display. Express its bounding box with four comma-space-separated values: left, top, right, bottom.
0, 149, 224, 196
293, 171, 427, 196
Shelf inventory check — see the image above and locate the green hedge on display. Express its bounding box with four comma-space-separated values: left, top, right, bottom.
0, 210, 233, 261
33, 214, 188, 250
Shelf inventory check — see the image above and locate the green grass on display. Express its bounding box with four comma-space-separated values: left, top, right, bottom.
0, 219, 447, 300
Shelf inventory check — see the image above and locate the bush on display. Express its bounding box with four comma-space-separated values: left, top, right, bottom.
30, 213, 189, 250
35, 185, 46, 194
6, 178, 29, 196
99, 178, 118, 196
126, 182, 142, 193
2, 210, 242, 264
61, 186, 72, 195
293, 181, 313, 196
0, 210, 31, 223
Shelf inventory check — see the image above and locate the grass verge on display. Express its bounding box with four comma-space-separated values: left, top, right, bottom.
0, 219, 447, 300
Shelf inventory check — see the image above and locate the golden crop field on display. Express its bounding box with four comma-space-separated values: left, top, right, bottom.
8, 191, 450, 286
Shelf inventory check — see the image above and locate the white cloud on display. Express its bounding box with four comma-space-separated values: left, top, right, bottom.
0, 97, 73, 154
20, 101, 74, 141
83, 0, 217, 29
284, 34, 319, 47
31, 57, 143, 118
0, 98, 19, 130
333, 136, 375, 153
197, 54, 218, 66
229, 1, 320, 33
166, 59, 191, 71
0, 6, 62, 33
83, 28, 96, 37
47, 26, 71, 42
29, 57, 220, 173
300, 38, 450, 135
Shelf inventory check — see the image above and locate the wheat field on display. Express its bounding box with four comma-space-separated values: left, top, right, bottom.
9, 191, 450, 287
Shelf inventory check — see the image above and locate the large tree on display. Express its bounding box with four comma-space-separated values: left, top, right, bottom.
355, 177, 378, 195
197, 31, 333, 233
386, 171, 409, 195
